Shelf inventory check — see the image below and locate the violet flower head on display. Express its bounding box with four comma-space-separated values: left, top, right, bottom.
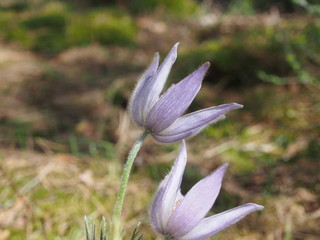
129, 43, 243, 143
150, 140, 264, 240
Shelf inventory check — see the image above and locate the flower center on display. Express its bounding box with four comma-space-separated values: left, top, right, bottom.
170, 199, 181, 215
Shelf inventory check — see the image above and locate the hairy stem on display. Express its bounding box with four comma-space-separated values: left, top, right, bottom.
113, 131, 148, 218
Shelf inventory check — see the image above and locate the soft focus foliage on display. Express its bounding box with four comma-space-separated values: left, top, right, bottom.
127, 0, 198, 16
0, 0, 319, 239
0, 2, 137, 53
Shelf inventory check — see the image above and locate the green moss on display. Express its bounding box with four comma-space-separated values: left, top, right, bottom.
203, 120, 239, 139
225, 149, 258, 173
88, 9, 136, 46
227, 0, 255, 15
0, 11, 14, 33
129, 0, 198, 16
0, 5, 136, 53
20, 13, 66, 31
66, 15, 93, 46
67, 9, 137, 47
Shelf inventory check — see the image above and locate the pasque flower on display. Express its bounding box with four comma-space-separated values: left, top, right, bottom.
150, 140, 264, 240
129, 43, 243, 143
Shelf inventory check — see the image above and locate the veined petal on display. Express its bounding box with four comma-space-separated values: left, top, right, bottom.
180, 203, 264, 240
159, 103, 243, 136
166, 164, 228, 238
129, 53, 160, 126
152, 115, 226, 143
158, 141, 187, 230
142, 43, 179, 120
152, 130, 198, 143
146, 62, 210, 133
150, 178, 167, 234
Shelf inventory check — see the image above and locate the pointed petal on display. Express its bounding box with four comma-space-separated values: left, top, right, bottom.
151, 115, 225, 143
151, 103, 242, 143
146, 62, 210, 133
152, 129, 199, 143
180, 203, 264, 240
160, 103, 243, 136
150, 178, 167, 234
158, 140, 187, 230
166, 164, 228, 238
129, 53, 160, 126
142, 43, 179, 120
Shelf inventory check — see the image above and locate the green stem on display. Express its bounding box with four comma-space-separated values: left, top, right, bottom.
113, 131, 148, 218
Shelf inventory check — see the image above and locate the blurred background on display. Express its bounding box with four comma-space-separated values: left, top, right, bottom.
0, 0, 319, 239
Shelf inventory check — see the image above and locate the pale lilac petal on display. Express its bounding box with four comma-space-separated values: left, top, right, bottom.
129, 53, 159, 126
166, 164, 228, 238
151, 115, 225, 143
151, 116, 224, 142
142, 43, 179, 120
160, 103, 243, 136
152, 130, 197, 143
150, 177, 168, 234
180, 203, 264, 240
158, 141, 187, 230
152, 103, 242, 143
145, 62, 210, 133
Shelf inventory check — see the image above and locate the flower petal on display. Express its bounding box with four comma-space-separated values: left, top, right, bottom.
146, 62, 210, 133
151, 115, 226, 143
142, 43, 179, 120
166, 164, 228, 238
129, 53, 160, 126
152, 130, 198, 143
180, 203, 264, 240
158, 141, 187, 230
150, 178, 167, 234
159, 103, 243, 136
152, 103, 243, 143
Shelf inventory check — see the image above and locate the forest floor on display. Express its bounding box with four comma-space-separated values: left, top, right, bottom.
0, 11, 319, 240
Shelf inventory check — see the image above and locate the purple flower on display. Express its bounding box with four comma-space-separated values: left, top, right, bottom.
129, 43, 243, 143
150, 140, 264, 240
